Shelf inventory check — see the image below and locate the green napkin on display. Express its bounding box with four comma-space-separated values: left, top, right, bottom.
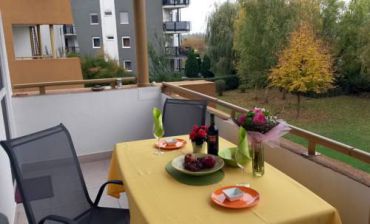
152, 107, 164, 138
235, 127, 251, 164
218, 127, 250, 167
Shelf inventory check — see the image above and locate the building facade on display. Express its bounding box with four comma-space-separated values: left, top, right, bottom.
68, 0, 190, 73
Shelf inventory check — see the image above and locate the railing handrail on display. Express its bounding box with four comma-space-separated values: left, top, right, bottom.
162, 82, 370, 164
13, 77, 137, 95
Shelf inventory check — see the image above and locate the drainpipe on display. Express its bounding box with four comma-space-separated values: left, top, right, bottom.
133, 0, 150, 87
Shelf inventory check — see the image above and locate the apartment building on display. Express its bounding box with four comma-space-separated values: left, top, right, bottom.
67, 0, 190, 73
0, 0, 83, 89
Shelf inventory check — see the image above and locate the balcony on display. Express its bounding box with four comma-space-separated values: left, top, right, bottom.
162, 0, 190, 8
2, 81, 370, 224
165, 46, 189, 57
163, 21, 191, 33
65, 46, 80, 54
63, 25, 77, 36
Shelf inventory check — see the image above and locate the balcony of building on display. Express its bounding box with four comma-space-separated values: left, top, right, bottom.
63, 25, 77, 36
165, 46, 189, 57
4, 81, 370, 224
162, 0, 190, 9
163, 21, 191, 33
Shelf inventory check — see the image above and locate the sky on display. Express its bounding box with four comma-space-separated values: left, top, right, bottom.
182, 0, 236, 34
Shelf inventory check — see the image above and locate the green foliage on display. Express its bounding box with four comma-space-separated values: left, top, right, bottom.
80, 54, 127, 80
185, 50, 200, 77
148, 34, 182, 82
335, 0, 370, 93
201, 54, 212, 77
206, 2, 238, 75
234, 0, 298, 89
215, 79, 226, 96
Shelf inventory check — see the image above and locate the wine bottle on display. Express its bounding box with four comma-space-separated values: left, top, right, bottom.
207, 114, 219, 156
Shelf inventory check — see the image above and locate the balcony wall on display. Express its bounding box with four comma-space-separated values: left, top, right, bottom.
12, 58, 83, 91
12, 87, 162, 155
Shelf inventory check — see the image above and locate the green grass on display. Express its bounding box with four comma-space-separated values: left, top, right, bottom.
218, 89, 370, 173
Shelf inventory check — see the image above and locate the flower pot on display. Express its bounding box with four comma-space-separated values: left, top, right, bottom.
192, 142, 206, 154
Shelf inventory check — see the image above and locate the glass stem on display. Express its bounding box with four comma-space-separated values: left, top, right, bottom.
157, 137, 161, 154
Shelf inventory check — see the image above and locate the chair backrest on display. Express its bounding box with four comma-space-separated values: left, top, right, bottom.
163, 99, 207, 136
0, 124, 92, 224
0, 213, 8, 224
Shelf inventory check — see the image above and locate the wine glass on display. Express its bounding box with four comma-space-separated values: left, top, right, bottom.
153, 125, 164, 155
235, 150, 250, 187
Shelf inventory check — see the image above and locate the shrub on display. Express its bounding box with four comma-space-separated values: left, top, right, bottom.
215, 80, 226, 96
80, 54, 128, 80
224, 75, 240, 90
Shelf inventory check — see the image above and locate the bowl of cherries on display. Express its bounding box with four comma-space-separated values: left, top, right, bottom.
171, 153, 225, 176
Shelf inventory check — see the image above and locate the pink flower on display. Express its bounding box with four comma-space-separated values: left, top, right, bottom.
238, 114, 247, 125
252, 107, 262, 113
253, 111, 266, 125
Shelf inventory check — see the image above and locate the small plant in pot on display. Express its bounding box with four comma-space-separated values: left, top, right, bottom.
189, 125, 208, 154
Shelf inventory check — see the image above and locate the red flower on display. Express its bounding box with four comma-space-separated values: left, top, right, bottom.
189, 124, 208, 142
253, 111, 267, 125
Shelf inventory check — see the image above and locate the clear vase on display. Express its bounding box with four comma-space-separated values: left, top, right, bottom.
251, 142, 264, 177
192, 142, 206, 154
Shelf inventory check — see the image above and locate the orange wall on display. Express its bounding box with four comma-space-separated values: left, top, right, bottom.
0, 0, 83, 88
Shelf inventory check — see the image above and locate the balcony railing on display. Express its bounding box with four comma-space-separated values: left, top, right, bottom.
66, 46, 80, 54
163, 21, 191, 32
13, 77, 137, 95
163, 0, 190, 7
165, 46, 189, 57
161, 82, 370, 164
63, 25, 77, 35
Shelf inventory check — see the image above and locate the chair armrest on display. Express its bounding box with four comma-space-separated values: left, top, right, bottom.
93, 180, 123, 207
39, 215, 77, 224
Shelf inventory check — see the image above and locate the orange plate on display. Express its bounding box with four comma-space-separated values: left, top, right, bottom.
155, 139, 186, 150
211, 186, 260, 209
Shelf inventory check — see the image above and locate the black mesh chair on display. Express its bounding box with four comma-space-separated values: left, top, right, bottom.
0, 124, 129, 224
163, 98, 207, 136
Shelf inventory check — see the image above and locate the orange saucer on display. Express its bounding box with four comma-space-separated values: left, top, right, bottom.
211, 186, 260, 209
155, 139, 186, 150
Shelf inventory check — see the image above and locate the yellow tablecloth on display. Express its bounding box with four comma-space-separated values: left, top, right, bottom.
107, 136, 342, 224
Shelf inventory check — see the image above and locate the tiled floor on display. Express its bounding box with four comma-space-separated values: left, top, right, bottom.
14, 159, 129, 224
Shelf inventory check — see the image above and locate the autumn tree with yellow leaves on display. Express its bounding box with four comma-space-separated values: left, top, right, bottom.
269, 22, 334, 118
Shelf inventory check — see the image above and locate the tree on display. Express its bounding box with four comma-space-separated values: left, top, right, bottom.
182, 34, 206, 56
201, 54, 213, 77
206, 2, 238, 75
185, 50, 200, 77
234, 0, 297, 89
269, 22, 334, 117
148, 34, 182, 82
335, 0, 370, 92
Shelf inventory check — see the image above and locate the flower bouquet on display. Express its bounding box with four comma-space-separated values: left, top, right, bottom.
233, 107, 291, 176
189, 125, 208, 153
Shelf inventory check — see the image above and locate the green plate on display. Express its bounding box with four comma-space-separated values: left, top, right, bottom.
171, 153, 224, 176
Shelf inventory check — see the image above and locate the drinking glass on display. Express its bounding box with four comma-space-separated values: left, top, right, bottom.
153, 125, 164, 155
235, 150, 250, 187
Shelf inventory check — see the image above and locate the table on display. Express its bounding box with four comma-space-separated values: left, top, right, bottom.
107, 136, 342, 224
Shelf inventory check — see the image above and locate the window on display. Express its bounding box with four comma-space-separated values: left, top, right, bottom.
122, 36, 131, 48
123, 60, 132, 71
107, 36, 114, 40
90, 14, 99, 25
120, 12, 129, 24
92, 37, 101, 48
104, 10, 112, 16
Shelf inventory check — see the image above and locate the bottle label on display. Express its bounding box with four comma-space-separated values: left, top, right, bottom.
208, 135, 217, 143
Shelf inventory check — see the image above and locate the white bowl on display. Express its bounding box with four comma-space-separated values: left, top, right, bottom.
222, 187, 244, 201
164, 138, 177, 146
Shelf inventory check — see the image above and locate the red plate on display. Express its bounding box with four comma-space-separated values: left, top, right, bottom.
211, 186, 260, 209
155, 139, 186, 150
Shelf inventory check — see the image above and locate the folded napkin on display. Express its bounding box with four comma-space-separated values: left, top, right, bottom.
152, 107, 164, 138
235, 127, 251, 164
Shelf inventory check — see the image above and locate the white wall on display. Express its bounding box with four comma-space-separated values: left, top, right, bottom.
99, 0, 119, 61
12, 26, 32, 58
12, 87, 162, 155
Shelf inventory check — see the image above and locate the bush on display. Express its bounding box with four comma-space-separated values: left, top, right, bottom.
202, 70, 215, 78
224, 75, 240, 90
80, 54, 128, 80
239, 84, 247, 93
185, 50, 200, 77
215, 80, 226, 96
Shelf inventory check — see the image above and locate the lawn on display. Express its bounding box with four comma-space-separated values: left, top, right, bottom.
218, 89, 370, 173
